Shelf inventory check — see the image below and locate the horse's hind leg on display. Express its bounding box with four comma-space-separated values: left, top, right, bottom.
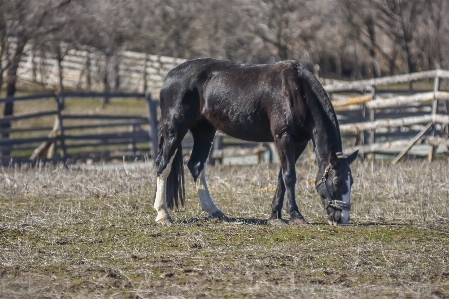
268, 169, 286, 223
188, 120, 227, 220
154, 150, 178, 224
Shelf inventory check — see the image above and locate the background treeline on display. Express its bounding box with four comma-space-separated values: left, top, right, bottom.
1, 0, 448, 97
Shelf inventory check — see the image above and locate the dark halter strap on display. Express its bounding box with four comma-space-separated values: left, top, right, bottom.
315, 152, 351, 211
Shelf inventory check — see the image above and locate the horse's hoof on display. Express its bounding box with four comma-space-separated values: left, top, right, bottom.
156, 217, 173, 225
267, 218, 287, 226
328, 220, 338, 226
209, 210, 229, 222
289, 216, 308, 225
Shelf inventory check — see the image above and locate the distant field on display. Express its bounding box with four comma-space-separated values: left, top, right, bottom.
1, 159, 449, 298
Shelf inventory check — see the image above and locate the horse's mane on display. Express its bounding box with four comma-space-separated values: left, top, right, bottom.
296, 63, 342, 148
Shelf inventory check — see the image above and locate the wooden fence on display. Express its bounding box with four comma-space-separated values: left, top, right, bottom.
324, 69, 449, 162
0, 92, 159, 165
2, 69, 449, 165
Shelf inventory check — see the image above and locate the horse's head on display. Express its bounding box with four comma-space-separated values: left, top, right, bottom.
315, 150, 358, 225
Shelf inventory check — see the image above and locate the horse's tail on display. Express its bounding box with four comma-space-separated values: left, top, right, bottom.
154, 121, 185, 209
166, 145, 185, 209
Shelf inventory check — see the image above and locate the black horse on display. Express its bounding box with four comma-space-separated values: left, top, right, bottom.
154, 58, 358, 225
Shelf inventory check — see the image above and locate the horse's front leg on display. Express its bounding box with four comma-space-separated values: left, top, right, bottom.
275, 133, 307, 225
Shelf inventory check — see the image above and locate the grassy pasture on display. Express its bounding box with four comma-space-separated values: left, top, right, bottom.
1, 159, 449, 298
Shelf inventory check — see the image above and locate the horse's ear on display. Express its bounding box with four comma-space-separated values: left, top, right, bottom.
346, 150, 359, 164
328, 151, 339, 167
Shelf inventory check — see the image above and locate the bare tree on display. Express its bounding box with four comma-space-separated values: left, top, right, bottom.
373, 0, 425, 73
0, 0, 71, 156
244, 0, 323, 63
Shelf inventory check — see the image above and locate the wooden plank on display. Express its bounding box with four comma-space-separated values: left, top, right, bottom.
61, 114, 148, 121
66, 139, 150, 148
433, 115, 449, 124
59, 91, 145, 98
374, 130, 426, 139
0, 126, 53, 134
0, 92, 55, 104
0, 145, 43, 152
392, 122, 433, 164
324, 70, 449, 92
0, 110, 57, 123
345, 139, 413, 155
0, 136, 59, 146
64, 120, 148, 131
64, 132, 149, 141
339, 115, 433, 134
331, 94, 373, 108
367, 92, 433, 109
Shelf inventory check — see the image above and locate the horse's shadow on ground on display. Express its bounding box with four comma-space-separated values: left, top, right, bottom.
180, 217, 269, 225
179, 217, 412, 227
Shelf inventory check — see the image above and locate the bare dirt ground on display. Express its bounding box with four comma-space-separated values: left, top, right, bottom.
1, 159, 449, 298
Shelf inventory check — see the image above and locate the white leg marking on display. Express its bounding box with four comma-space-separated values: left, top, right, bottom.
197, 166, 221, 216
154, 150, 177, 222
340, 173, 351, 224
154, 175, 170, 222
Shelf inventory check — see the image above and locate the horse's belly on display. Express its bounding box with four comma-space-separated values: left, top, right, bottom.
203, 110, 274, 142
217, 123, 274, 142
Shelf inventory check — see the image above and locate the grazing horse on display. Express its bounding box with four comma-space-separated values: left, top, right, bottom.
154, 58, 358, 225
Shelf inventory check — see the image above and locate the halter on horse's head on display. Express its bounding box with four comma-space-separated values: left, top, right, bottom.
315, 150, 358, 225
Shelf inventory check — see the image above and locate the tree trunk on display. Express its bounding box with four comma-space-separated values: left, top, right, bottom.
1, 37, 26, 157
102, 53, 111, 109
56, 44, 65, 108
365, 16, 381, 78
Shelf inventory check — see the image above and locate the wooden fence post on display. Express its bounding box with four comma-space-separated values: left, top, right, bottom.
146, 93, 158, 160
368, 86, 376, 159
428, 75, 440, 161
55, 93, 67, 160
361, 87, 374, 160
445, 98, 449, 140
130, 122, 137, 155
210, 135, 223, 165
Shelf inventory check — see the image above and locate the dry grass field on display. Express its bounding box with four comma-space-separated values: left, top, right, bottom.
1, 159, 449, 298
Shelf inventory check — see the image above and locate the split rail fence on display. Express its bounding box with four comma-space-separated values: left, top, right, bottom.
324, 69, 449, 163
0, 92, 159, 165
2, 70, 449, 165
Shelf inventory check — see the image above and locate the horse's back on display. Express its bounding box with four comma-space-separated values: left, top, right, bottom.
161, 59, 308, 143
